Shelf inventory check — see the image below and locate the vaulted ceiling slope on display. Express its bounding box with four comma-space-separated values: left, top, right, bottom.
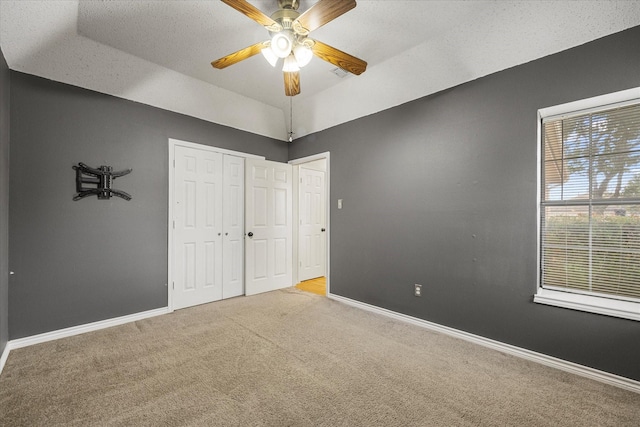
1, 1, 639, 141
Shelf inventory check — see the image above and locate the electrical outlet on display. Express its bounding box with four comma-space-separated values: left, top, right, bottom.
414, 284, 422, 297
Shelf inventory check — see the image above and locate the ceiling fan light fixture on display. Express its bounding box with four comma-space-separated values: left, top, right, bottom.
293, 44, 312, 68
282, 54, 300, 72
270, 32, 293, 58
261, 44, 278, 67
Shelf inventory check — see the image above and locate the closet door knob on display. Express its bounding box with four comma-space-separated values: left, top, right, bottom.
247, 232, 254, 237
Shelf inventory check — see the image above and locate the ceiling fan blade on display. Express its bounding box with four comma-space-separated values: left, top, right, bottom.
311, 40, 367, 75
211, 41, 268, 69
284, 71, 301, 96
294, 0, 356, 34
221, 0, 282, 31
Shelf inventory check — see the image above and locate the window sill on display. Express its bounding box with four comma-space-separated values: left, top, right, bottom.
534, 288, 640, 322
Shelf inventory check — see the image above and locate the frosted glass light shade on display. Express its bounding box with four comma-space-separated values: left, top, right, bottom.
271, 32, 293, 58
261, 46, 278, 67
282, 55, 300, 72
293, 45, 312, 67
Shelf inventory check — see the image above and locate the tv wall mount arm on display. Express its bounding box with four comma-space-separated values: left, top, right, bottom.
73, 162, 132, 201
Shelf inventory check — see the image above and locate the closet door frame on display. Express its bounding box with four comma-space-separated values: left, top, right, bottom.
168, 138, 264, 312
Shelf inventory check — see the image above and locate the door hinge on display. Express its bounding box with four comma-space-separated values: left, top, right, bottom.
173, 159, 175, 168
172, 282, 175, 290
173, 220, 176, 229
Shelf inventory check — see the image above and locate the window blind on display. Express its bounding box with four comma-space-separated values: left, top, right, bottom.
541, 102, 640, 301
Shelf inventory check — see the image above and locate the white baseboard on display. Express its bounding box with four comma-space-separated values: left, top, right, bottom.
0, 342, 9, 376
328, 293, 640, 394
0, 307, 170, 376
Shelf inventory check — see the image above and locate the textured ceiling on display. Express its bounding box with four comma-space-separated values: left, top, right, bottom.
2, 1, 640, 141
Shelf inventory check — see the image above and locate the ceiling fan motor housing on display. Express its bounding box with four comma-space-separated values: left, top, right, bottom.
269, 8, 300, 31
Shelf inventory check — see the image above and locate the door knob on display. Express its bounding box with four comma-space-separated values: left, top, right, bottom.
321, 228, 326, 232
247, 232, 253, 237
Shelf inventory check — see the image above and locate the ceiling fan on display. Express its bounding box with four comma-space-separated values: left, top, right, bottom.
212, 0, 367, 97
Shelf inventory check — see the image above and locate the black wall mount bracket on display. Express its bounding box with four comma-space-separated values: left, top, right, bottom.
73, 162, 132, 201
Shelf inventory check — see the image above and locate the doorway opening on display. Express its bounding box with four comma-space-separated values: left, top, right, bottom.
290, 152, 330, 296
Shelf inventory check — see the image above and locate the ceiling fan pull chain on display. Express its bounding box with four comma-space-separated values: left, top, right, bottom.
288, 87, 294, 143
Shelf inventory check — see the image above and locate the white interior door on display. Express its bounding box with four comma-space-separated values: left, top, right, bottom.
173, 145, 223, 309
298, 167, 326, 281
222, 154, 244, 299
245, 158, 293, 296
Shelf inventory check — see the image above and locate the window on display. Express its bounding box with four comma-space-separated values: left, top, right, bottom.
536, 88, 640, 321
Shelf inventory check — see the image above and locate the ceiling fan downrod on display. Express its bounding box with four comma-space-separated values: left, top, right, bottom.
278, 0, 299, 10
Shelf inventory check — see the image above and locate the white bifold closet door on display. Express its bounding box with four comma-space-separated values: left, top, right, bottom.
173, 145, 244, 310
222, 154, 244, 299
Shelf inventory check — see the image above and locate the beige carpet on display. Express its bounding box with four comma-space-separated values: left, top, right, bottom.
1, 288, 639, 426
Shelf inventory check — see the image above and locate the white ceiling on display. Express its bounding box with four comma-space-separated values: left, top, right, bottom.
1, 1, 640, 141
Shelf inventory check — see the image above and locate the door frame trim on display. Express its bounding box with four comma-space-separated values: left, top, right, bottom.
168, 138, 264, 312
289, 152, 330, 295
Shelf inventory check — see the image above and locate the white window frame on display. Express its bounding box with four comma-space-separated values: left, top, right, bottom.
535, 87, 640, 322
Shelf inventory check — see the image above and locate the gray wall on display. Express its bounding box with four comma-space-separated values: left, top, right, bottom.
289, 26, 640, 381
9, 72, 288, 339
0, 48, 9, 354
